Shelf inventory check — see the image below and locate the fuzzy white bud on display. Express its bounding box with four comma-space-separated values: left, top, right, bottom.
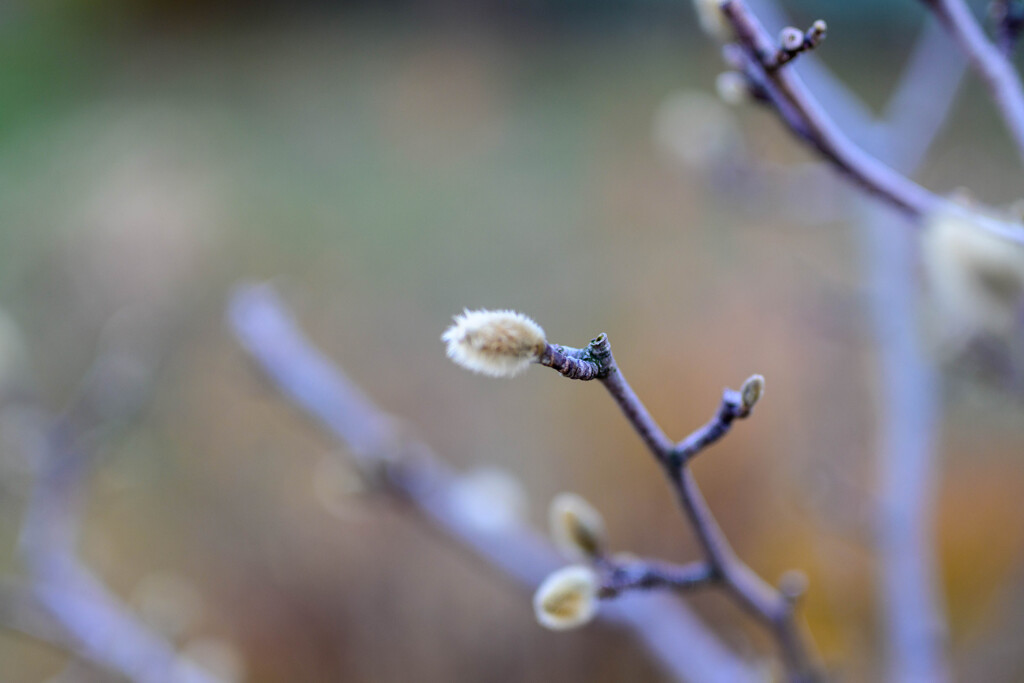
692, 0, 731, 41
779, 26, 804, 51
922, 204, 1024, 345
442, 309, 546, 378
715, 72, 750, 106
740, 374, 765, 410
533, 565, 600, 631
549, 492, 606, 560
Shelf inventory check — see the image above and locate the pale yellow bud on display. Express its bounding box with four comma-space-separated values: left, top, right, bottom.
442, 309, 546, 378
533, 565, 600, 631
549, 492, 606, 560
740, 374, 765, 411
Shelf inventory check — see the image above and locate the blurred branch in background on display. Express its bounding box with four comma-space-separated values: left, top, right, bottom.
919, 0, 1024, 164
858, 16, 966, 683
0, 312, 223, 683
228, 283, 762, 683
696, 1, 1007, 680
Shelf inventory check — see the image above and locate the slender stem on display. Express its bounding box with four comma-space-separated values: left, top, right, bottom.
720, 0, 942, 219
596, 360, 677, 463
598, 560, 715, 598
710, 3, 964, 679
674, 390, 746, 464
921, 0, 1024, 165
544, 332, 821, 682
230, 284, 762, 683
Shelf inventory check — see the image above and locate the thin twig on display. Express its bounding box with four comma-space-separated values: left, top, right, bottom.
597, 560, 715, 598
720, 0, 942, 219
539, 335, 821, 683
229, 284, 762, 683
921, 0, 1024, 164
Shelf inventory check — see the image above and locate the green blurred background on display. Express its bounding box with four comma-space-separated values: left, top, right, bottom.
1, 0, 1024, 681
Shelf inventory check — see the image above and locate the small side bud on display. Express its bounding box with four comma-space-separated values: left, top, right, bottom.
549, 492, 606, 560
533, 565, 600, 631
442, 309, 547, 378
779, 26, 804, 51
808, 19, 827, 45
715, 71, 750, 105
779, 569, 809, 602
740, 374, 765, 411
741, 374, 765, 411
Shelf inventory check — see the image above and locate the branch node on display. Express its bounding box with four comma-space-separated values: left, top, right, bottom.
771, 20, 828, 70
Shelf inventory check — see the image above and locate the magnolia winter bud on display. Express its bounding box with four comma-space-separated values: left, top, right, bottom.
692, 0, 731, 41
442, 309, 547, 378
740, 374, 765, 411
922, 204, 1024, 343
533, 565, 600, 631
808, 20, 827, 44
779, 569, 809, 602
715, 71, 750, 105
549, 492, 607, 560
779, 26, 804, 51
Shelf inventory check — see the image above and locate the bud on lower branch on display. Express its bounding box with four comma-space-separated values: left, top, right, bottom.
549, 492, 607, 561
533, 565, 600, 631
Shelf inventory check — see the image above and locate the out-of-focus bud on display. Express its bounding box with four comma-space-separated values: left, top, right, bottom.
533, 565, 600, 631
442, 309, 546, 378
451, 466, 528, 533
779, 26, 804, 51
922, 204, 1024, 347
653, 92, 743, 170
715, 72, 750, 106
549, 492, 606, 560
779, 569, 809, 602
692, 0, 731, 41
740, 374, 765, 411
808, 20, 827, 45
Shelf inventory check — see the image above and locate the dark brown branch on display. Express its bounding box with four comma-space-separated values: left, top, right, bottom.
598, 560, 715, 599
538, 336, 676, 461
540, 334, 821, 682
921, 0, 1024, 163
